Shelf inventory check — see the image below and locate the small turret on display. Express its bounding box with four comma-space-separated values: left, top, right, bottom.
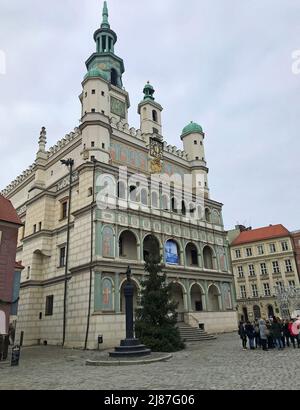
138, 82, 163, 139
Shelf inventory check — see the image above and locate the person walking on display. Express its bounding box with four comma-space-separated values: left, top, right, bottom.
259, 319, 268, 351
238, 321, 247, 350
245, 321, 256, 350
271, 317, 284, 350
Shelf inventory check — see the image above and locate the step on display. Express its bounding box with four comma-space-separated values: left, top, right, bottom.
109, 349, 151, 358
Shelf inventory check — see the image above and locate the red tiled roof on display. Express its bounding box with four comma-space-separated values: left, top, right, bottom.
231, 224, 290, 246
0, 195, 22, 225
15, 261, 24, 270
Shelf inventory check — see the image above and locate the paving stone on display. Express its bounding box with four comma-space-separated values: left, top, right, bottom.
0, 333, 300, 390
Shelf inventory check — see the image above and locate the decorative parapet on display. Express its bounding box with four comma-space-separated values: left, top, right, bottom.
163, 142, 188, 160
1, 127, 81, 197
47, 127, 80, 159
1, 163, 36, 197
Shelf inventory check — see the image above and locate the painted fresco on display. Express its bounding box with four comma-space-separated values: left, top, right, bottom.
102, 226, 115, 258
110, 142, 148, 171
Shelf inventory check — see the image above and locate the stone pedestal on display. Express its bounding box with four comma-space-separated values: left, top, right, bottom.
109, 267, 151, 358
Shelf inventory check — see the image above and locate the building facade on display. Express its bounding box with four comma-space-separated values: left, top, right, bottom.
1, 2, 237, 349
0, 195, 23, 335
229, 224, 300, 321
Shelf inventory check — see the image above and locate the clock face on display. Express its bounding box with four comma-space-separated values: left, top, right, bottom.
150, 138, 163, 159
110, 96, 126, 119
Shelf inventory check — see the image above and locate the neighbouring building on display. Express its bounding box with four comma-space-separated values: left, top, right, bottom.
291, 230, 300, 278
0, 195, 23, 336
229, 224, 300, 321
1, 2, 237, 349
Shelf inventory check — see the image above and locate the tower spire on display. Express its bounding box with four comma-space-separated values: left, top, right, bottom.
101, 1, 110, 29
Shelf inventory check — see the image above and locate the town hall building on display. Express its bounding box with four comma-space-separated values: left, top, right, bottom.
1, 2, 237, 348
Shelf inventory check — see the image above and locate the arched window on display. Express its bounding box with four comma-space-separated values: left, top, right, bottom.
182, 201, 186, 216
111, 69, 118, 87
203, 246, 214, 270
205, 208, 211, 222
152, 110, 158, 122
151, 191, 159, 209
253, 305, 261, 320
162, 195, 169, 211
190, 284, 205, 312
186, 243, 199, 267
129, 185, 137, 202
119, 231, 138, 260
171, 198, 178, 213
143, 235, 160, 262
141, 188, 148, 206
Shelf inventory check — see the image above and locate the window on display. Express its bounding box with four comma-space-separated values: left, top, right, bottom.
195, 156, 199, 160
263, 283, 271, 296
92, 89, 96, 94
102, 143, 105, 149
252, 284, 258, 297
272, 261, 280, 274
269, 243, 276, 253
240, 285, 246, 299
61, 201, 68, 220
194, 140, 198, 145
91, 156, 95, 161
275, 281, 284, 292
153, 128, 159, 134
289, 280, 296, 288
33, 224, 37, 233
45, 295, 54, 316
281, 241, 288, 251
237, 266, 244, 278
88, 187, 93, 197
91, 108, 96, 113
152, 110, 158, 122
260, 263, 268, 275
200, 141, 203, 145
235, 249, 241, 259
101, 110, 105, 114
285, 259, 293, 273
39, 222, 42, 231
101, 91, 105, 96
249, 265, 256, 276
91, 141, 95, 147
257, 245, 264, 255
26, 266, 31, 280
59, 247, 66, 267
85, 92, 87, 97
246, 248, 252, 257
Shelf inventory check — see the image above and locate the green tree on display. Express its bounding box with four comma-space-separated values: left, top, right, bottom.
135, 238, 185, 352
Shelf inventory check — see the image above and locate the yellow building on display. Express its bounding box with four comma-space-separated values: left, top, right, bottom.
229, 224, 300, 321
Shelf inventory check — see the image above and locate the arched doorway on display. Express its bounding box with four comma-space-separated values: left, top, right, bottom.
242, 307, 249, 322
207, 285, 220, 311
119, 230, 138, 260
143, 235, 160, 262
253, 305, 261, 320
0, 310, 6, 334
120, 280, 139, 315
190, 284, 205, 312
170, 282, 185, 320
185, 243, 199, 267
267, 305, 274, 318
203, 246, 214, 270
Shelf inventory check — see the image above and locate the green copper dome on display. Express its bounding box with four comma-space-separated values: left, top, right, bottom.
84, 67, 109, 81
181, 121, 203, 137
142, 81, 155, 101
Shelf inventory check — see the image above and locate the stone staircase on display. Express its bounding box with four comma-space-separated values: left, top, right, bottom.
177, 322, 217, 342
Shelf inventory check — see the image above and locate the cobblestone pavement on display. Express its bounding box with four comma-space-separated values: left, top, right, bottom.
1, 333, 300, 390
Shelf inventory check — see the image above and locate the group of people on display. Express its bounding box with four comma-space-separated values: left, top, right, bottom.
238, 317, 300, 351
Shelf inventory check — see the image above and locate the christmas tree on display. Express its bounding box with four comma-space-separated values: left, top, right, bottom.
135, 238, 185, 352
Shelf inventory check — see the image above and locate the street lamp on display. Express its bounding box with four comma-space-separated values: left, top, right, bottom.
61, 158, 74, 347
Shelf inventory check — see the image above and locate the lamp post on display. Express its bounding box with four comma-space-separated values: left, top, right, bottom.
61, 158, 74, 347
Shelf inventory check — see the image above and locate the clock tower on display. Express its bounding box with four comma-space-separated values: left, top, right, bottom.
138, 82, 163, 142
79, 1, 130, 163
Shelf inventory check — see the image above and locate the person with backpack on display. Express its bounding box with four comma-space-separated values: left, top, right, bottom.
245, 321, 256, 350
271, 317, 284, 350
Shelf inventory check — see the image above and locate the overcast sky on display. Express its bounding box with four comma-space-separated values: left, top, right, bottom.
0, 0, 300, 231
